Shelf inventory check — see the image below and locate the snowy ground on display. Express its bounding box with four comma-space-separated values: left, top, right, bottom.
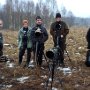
0, 27, 90, 90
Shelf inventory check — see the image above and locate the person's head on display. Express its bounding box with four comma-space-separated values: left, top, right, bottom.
35, 16, 42, 26
55, 13, 61, 22
22, 19, 28, 28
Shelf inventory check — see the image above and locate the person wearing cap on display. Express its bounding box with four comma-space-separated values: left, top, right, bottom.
50, 13, 69, 66
18, 19, 32, 67
31, 16, 48, 66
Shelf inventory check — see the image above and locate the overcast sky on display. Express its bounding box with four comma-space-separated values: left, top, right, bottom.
57, 0, 90, 18
0, 0, 90, 18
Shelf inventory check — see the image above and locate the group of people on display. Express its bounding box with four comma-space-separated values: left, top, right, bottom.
18, 13, 69, 67
0, 12, 89, 67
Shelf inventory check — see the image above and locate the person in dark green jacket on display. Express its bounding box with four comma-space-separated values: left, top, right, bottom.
50, 13, 69, 66
18, 19, 32, 67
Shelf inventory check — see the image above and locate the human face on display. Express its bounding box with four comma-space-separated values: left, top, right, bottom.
56, 17, 61, 22
36, 19, 42, 25
23, 23, 28, 28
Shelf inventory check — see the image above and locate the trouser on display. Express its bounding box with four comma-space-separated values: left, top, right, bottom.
85, 50, 90, 67
33, 42, 44, 66
0, 43, 3, 56
54, 38, 65, 64
19, 47, 31, 65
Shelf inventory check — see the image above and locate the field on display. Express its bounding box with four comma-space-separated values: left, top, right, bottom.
0, 26, 90, 90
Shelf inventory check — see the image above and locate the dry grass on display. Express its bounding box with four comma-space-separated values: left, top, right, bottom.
0, 27, 90, 90
1, 27, 88, 61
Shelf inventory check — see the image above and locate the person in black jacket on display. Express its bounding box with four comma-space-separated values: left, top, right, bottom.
86, 28, 90, 49
86, 28, 90, 67
31, 16, 48, 66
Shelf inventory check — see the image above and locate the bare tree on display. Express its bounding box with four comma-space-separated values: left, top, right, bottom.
45, 0, 58, 13
61, 5, 67, 17
35, 3, 41, 16
6, 0, 13, 29
42, 4, 50, 27
64, 11, 75, 27
0, 0, 58, 29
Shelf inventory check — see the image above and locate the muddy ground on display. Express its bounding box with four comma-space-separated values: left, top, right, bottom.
0, 27, 90, 90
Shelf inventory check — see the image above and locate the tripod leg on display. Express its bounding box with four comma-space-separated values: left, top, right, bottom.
35, 42, 39, 66
45, 62, 52, 89
51, 62, 55, 89
43, 52, 48, 62
58, 48, 64, 66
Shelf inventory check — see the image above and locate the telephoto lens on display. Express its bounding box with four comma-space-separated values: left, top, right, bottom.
56, 23, 61, 30
46, 46, 60, 60
35, 28, 42, 37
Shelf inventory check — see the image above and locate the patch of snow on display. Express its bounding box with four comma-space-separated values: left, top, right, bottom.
75, 84, 80, 88
1, 76, 5, 79
75, 53, 81, 55
30, 60, 34, 64
40, 75, 47, 79
62, 67, 72, 75
57, 67, 72, 75
6, 85, 12, 88
49, 78, 52, 82
40, 83, 45, 86
16, 76, 29, 83
6, 61, 15, 68
78, 47, 82, 50
0, 84, 12, 89
52, 87, 58, 90
4, 44, 10, 46
69, 39, 74, 43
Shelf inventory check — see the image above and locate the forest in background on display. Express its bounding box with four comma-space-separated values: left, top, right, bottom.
0, 0, 90, 30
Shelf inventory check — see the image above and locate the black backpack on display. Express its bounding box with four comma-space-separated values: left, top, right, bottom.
85, 50, 90, 67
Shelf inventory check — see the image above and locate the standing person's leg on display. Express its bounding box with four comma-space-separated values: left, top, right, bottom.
57, 38, 64, 65
38, 43, 44, 66
33, 43, 38, 65
26, 48, 32, 66
19, 47, 26, 65
33, 44, 36, 61
54, 39, 57, 47
59, 42, 65, 64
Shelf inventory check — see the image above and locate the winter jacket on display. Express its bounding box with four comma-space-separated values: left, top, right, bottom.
50, 21, 69, 42
18, 27, 32, 49
31, 25, 48, 44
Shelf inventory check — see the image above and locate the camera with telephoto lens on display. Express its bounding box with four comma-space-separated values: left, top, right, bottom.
35, 27, 42, 37
46, 45, 60, 61
55, 22, 63, 38
56, 22, 61, 30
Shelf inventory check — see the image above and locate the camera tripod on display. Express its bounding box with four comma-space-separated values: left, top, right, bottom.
46, 35, 71, 90
34, 41, 47, 66
45, 36, 64, 90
